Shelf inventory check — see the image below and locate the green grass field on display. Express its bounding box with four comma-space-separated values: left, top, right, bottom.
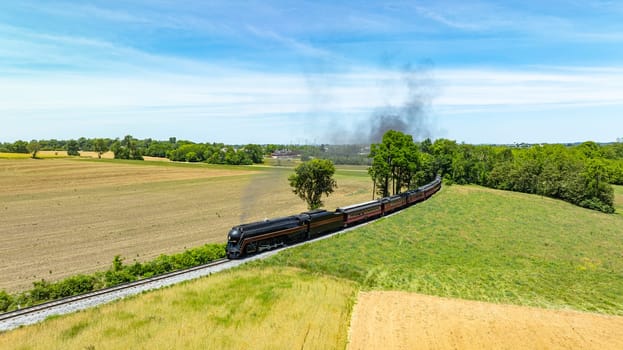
262, 185, 623, 315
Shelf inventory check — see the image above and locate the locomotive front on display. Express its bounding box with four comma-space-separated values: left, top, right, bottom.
226, 227, 243, 259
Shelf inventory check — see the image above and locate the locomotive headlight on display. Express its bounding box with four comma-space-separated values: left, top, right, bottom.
228, 228, 242, 241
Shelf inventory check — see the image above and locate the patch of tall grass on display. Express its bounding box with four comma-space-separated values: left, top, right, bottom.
0, 267, 356, 349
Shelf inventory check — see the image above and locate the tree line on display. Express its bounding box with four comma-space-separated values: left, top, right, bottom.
3, 133, 621, 213
0, 136, 267, 165
368, 131, 622, 213
1, 138, 374, 165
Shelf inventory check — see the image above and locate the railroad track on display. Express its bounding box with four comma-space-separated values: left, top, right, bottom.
0, 206, 410, 332
0, 258, 235, 332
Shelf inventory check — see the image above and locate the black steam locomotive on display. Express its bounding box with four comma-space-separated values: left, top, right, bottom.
226, 176, 441, 259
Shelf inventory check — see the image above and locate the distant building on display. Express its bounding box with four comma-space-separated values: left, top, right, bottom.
271, 150, 301, 159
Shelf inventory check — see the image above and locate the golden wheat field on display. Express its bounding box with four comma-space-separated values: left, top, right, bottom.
0, 158, 372, 292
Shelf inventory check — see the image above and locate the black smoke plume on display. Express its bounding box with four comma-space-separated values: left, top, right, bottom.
325, 61, 437, 145
366, 61, 436, 143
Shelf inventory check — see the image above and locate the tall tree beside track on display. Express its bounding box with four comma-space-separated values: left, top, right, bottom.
288, 159, 338, 210
368, 130, 427, 197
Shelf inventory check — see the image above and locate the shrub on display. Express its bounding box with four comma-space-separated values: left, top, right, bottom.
0, 290, 12, 312
104, 269, 137, 287
53, 275, 97, 298
1, 243, 226, 312
30, 279, 52, 302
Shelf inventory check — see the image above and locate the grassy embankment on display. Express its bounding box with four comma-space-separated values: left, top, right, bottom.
263, 185, 623, 315
0, 267, 356, 349
2, 167, 622, 348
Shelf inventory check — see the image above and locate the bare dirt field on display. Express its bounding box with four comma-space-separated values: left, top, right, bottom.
0, 158, 372, 292
348, 291, 623, 350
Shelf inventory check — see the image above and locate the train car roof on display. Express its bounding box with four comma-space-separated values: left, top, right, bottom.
336, 200, 381, 212
418, 178, 441, 191
303, 209, 340, 219
234, 214, 305, 231
388, 194, 406, 200
301, 209, 326, 216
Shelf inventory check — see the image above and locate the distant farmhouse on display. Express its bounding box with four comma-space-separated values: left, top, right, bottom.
271, 149, 301, 159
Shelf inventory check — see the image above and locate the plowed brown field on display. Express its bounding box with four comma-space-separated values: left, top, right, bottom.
0, 158, 372, 292
348, 291, 623, 350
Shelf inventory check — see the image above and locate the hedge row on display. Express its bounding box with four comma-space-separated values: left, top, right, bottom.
0, 243, 226, 313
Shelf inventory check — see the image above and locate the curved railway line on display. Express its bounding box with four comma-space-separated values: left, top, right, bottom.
0, 217, 377, 331
1, 179, 441, 332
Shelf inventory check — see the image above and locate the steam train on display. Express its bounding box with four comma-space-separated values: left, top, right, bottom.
226, 176, 442, 259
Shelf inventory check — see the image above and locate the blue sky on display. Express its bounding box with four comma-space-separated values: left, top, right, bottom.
1, 1, 622, 144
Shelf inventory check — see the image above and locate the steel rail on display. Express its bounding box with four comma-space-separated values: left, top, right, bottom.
0, 258, 231, 331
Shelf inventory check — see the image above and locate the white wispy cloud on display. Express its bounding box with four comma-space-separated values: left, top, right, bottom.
2, 63, 622, 143
435, 68, 623, 107
246, 26, 337, 60
21, 1, 232, 34
413, 5, 483, 31
0, 23, 242, 76
2, 63, 621, 118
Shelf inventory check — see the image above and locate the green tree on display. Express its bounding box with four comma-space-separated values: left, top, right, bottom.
145, 140, 174, 157
576, 141, 602, 159
368, 130, 423, 197
431, 138, 458, 178
93, 138, 109, 159
368, 142, 391, 197
580, 159, 614, 213
243, 144, 265, 163
66, 140, 80, 156
27, 140, 41, 158
112, 135, 143, 160
185, 151, 199, 162
169, 143, 205, 162
10, 140, 29, 153
288, 159, 338, 210
419, 138, 433, 153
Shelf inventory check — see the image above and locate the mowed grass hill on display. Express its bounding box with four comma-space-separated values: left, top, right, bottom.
265, 185, 623, 314
2, 183, 622, 349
